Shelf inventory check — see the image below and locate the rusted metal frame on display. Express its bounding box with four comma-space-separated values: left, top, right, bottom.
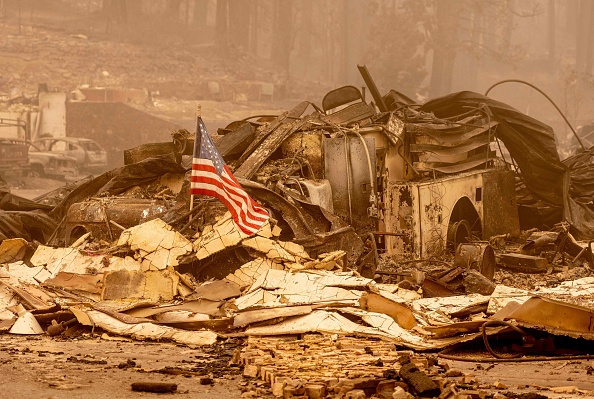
235, 101, 309, 167
357, 65, 388, 112
235, 114, 313, 179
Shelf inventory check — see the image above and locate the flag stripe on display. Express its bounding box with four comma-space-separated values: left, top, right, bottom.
189, 120, 269, 236
191, 172, 267, 229
191, 161, 268, 222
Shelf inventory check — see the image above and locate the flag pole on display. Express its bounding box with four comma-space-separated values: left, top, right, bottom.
189, 104, 201, 223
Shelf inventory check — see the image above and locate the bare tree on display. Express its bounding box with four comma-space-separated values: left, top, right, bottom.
215, 0, 229, 51
271, 0, 293, 71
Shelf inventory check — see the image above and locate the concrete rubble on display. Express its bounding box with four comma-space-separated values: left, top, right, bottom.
2, 80, 594, 398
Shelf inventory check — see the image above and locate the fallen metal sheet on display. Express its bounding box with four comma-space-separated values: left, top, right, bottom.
102, 269, 179, 302
488, 277, 594, 314
151, 311, 210, 323
117, 218, 193, 270
506, 296, 594, 340
71, 307, 217, 346
358, 291, 416, 330
123, 299, 223, 317
248, 269, 371, 293
43, 272, 103, 295
233, 305, 313, 328
411, 295, 490, 325
423, 301, 520, 338
186, 279, 242, 302
235, 285, 361, 311
242, 308, 482, 350
333, 307, 452, 350
0, 280, 56, 311
487, 285, 534, 315
244, 310, 391, 339
0, 238, 28, 263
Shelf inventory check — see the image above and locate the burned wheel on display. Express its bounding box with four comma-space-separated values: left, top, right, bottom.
447, 219, 472, 251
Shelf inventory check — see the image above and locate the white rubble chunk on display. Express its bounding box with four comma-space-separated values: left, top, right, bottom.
224, 258, 284, 290
72, 308, 217, 346
117, 218, 192, 270
242, 236, 302, 263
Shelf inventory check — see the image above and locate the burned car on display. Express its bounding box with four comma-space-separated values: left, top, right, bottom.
0, 137, 31, 176
0, 138, 77, 180
32, 137, 108, 174
28, 141, 79, 180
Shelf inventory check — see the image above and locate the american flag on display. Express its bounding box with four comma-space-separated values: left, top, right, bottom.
190, 116, 269, 235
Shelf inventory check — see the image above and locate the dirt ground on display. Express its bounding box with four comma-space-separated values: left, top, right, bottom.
2, 334, 594, 399
0, 334, 245, 399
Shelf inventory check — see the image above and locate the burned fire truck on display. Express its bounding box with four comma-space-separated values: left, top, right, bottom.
212, 67, 565, 273
60, 68, 565, 281
318, 87, 520, 261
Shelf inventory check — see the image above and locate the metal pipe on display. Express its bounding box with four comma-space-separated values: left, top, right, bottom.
484, 79, 584, 150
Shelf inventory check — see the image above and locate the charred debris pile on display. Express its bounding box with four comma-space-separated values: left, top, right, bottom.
1, 79, 594, 398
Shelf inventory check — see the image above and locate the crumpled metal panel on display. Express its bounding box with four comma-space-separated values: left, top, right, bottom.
324, 136, 376, 223
64, 197, 168, 245
506, 296, 594, 341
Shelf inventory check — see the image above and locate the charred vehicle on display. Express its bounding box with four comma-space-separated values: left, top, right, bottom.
33, 137, 108, 174
0, 137, 31, 176
20, 140, 79, 180
206, 83, 529, 265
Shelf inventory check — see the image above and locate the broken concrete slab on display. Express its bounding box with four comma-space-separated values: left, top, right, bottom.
224, 258, 284, 291
117, 218, 193, 270
242, 236, 304, 263
193, 212, 271, 260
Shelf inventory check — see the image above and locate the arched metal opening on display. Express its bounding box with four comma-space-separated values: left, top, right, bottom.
447, 196, 482, 250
